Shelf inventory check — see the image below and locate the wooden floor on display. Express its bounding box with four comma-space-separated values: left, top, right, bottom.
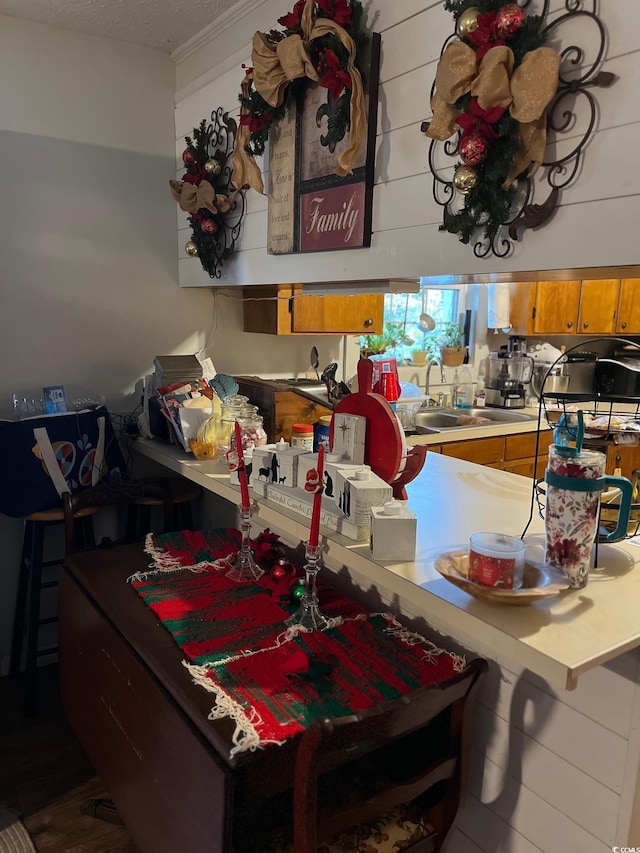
0, 665, 138, 852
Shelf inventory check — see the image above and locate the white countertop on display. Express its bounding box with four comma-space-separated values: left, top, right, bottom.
135, 438, 640, 691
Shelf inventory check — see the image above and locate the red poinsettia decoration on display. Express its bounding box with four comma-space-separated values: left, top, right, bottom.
251, 528, 281, 568
182, 166, 208, 186
240, 111, 274, 133
317, 48, 352, 99
467, 11, 505, 60
278, 0, 306, 31
456, 98, 505, 141
317, 0, 352, 26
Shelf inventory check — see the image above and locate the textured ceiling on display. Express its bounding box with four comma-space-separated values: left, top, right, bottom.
0, 0, 240, 52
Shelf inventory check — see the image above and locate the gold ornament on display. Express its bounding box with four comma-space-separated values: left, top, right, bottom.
204, 158, 221, 176
456, 6, 479, 39
453, 164, 478, 195
185, 239, 199, 257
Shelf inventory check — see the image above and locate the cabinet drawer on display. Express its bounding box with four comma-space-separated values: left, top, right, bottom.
504, 431, 553, 461
441, 437, 504, 465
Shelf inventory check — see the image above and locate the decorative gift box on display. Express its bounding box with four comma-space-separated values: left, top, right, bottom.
370, 501, 417, 562
333, 466, 393, 526
251, 444, 307, 492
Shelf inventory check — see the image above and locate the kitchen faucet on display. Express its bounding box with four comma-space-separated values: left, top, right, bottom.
425, 358, 446, 407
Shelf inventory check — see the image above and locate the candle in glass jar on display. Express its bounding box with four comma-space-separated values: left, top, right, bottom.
234, 421, 251, 510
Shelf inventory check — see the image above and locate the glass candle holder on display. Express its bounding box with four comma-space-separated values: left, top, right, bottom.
285, 542, 329, 631
225, 505, 264, 582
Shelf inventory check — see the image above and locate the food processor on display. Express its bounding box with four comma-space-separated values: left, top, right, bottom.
485, 337, 533, 409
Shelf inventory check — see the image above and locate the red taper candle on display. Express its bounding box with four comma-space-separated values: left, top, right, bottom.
234, 421, 251, 510
308, 443, 325, 548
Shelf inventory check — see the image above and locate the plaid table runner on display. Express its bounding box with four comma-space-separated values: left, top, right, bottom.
131, 529, 466, 757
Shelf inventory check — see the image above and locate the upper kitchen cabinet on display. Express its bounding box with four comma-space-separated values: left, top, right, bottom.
509, 280, 631, 336
242, 285, 383, 336
509, 281, 580, 335
578, 279, 620, 334
617, 279, 640, 334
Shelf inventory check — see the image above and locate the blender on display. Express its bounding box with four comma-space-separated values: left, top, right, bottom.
485, 338, 533, 409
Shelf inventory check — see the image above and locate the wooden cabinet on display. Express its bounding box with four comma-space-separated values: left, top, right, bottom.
617, 279, 640, 334
532, 280, 581, 334
438, 430, 553, 479
502, 431, 554, 479
242, 285, 384, 336
441, 436, 504, 465
578, 279, 619, 334
510, 279, 630, 337
235, 376, 332, 443
509, 281, 580, 335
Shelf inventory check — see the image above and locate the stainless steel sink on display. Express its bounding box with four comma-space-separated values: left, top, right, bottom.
413, 407, 536, 434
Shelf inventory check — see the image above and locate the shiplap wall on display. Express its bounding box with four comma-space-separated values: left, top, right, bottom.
173, 0, 640, 288
174, 6, 640, 848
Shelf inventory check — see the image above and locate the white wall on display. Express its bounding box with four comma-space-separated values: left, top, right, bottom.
0, 16, 215, 670
173, 0, 640, 288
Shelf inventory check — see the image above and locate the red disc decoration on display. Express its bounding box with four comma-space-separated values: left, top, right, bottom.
201, 219, 218, 234
459, 131, 489, 166
495, 4, 527, 39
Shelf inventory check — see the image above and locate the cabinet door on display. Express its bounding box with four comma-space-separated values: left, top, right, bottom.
441, 437, 504, 465
242, 286, 384, 335
508, 282, 536, 335
291, 293, 383, 334
617, 279, 640, 334
533, 280, 580, 334
578, 279, 620, 334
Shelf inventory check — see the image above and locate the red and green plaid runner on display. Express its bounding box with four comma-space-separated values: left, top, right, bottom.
132, 529, 466, 757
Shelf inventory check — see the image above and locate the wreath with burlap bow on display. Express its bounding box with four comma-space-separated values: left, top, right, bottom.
424, 1, 561, 246
170, 112, 246, 278
232, 0, 368, 195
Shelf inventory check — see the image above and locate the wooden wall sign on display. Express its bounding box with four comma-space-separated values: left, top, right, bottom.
268, 34, 381, 256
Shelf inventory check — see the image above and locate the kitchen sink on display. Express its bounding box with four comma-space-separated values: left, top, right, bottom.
412, 407, 536, 434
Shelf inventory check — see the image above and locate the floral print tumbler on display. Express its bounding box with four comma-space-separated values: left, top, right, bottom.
544, 447, 606, 589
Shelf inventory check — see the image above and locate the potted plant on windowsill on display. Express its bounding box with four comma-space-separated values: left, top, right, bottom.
437, 322, 466, 366
360, 323, 414, 359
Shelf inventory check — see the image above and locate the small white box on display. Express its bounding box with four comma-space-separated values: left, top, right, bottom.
230, 445, 276, 488
370, 502, 417, 562
251, 445, 307, 488
334, 467, 393, 525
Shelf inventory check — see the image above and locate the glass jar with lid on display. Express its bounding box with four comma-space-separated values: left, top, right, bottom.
232, 405, 267, 454
216, 395, 250, 460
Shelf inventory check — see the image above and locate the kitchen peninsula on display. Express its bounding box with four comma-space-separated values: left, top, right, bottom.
135, 437, 640, 852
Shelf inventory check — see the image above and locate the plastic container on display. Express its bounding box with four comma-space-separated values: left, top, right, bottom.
468, 532, 526, 589
290, 422, 314, 450
454, 366, 473, 410
313, 415, 332, 452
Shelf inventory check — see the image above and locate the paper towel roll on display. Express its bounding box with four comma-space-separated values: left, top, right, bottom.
487, 283, 511, 331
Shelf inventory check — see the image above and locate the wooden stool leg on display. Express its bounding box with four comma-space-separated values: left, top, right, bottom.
23, 521, 45, 716
10, 520, 34, 678
178, 501, 194, 531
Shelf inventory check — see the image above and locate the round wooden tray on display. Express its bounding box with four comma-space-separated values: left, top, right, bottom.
434, 549, 570, 605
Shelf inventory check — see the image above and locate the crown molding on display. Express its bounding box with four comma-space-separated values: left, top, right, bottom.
171, 0, 267, 66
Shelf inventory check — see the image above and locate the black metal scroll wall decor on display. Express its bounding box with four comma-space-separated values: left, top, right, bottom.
421, 1, 616, 259
170, 107, 247, 279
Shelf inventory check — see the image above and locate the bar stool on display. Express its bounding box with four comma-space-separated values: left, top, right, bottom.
10, 505, 98, 716
125, 479, 201, 539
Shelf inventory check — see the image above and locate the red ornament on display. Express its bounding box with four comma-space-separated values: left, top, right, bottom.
201, 219, 218, 234
460, 131, 490, 166
182, 147, 196, 165
495, 4, 527, 39
272, 564, 287, 580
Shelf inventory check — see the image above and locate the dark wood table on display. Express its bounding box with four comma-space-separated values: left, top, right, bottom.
60, 543, 298, 853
